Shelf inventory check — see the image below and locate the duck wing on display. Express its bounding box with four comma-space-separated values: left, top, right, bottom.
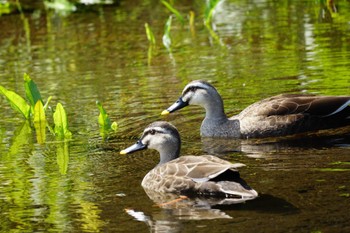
239, 94, 350, 117
235, 94, 350, 137
142, 155, 257, 199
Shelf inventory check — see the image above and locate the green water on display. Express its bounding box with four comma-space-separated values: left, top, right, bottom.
0, 0, 350, 232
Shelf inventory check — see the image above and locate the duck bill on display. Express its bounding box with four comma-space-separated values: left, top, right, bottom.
161, 97, 189, 115
120, 140, 147, 155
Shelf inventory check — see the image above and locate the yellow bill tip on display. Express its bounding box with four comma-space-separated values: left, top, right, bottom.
161, 110, 170, 116
120, 150, 127, 155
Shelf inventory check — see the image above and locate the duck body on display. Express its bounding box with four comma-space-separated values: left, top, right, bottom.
162, 80, 350, 138
142, 155, 254, 198
120, 121, 257, 201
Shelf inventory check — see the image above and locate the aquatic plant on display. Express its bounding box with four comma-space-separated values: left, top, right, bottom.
145, 23, 156, 45
161, 0, 184, 25
54, 103, 72, 140
96, 101, 118, 139
0, 73, 72, 142
204, 0, 222, 26
162, 15, 172, 51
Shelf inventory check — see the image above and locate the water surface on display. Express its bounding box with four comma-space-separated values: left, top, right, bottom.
0, 0, 350, 232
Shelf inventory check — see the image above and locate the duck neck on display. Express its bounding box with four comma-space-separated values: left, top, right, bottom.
158, 140, 181, 165
203, 94, 227, 121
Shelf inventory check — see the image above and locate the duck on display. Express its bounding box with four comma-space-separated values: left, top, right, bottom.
120, 121, 258, 201
161, 80, 350, 138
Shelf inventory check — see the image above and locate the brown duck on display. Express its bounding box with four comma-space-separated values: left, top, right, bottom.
120, 121, 258, 201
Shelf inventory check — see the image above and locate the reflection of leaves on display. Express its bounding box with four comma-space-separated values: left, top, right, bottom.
0, 85, 31, 119
56, 142, 69, 175
9, 121, 32, 155
33, 101, 46, 144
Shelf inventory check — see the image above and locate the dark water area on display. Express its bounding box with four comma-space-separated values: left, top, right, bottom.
0, 0, 350, 232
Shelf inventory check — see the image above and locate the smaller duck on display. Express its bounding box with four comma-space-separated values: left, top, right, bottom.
120, 121, 258, 201
161, 80, 350, 138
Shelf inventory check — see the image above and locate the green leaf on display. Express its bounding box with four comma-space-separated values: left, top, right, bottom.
111, 122, 118, 132
33, 100, 46, 144
204, 0, 222, 26
43, 96, 52, 111
53, 103, 72, 140
161, 0, 184, 25
24, 73, 42, 107
96, 100, 112, 131
145, 23, 156, 45
0, 85, 31, 119
162, 15, 172, 51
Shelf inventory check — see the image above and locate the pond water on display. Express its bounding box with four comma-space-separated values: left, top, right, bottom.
0, 0, 350, 232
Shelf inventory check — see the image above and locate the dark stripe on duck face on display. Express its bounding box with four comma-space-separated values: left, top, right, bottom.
182, 86, 206, 96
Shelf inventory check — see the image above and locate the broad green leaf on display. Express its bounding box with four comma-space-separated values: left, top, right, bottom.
33, 100, 46, 144
161, 0, 184, 25
24, 73, 42, 107
0, 85, 31, 119
53, 103, 72, 140
145, 23, 156, 45
56, 142, 69, 175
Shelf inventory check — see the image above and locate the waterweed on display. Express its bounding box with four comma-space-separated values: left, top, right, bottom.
96, 100, 118, 140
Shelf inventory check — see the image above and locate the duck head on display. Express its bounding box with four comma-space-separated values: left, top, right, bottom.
161, 80, 224, 116
120, 121, 181, 164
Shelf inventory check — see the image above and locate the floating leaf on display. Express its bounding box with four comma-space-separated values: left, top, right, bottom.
33, 100, 46, 144
145, 23, 156, 45
53, 103, 72, 140
161, 0, 184, 25
24, 73, 42, 107
0, 85, 31, 119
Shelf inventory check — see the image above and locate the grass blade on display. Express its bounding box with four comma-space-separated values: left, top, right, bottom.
0, 85, 31, 119
53, 103, 72, 140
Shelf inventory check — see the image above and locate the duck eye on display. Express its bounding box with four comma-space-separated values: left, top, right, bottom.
149, 129, 156, 135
